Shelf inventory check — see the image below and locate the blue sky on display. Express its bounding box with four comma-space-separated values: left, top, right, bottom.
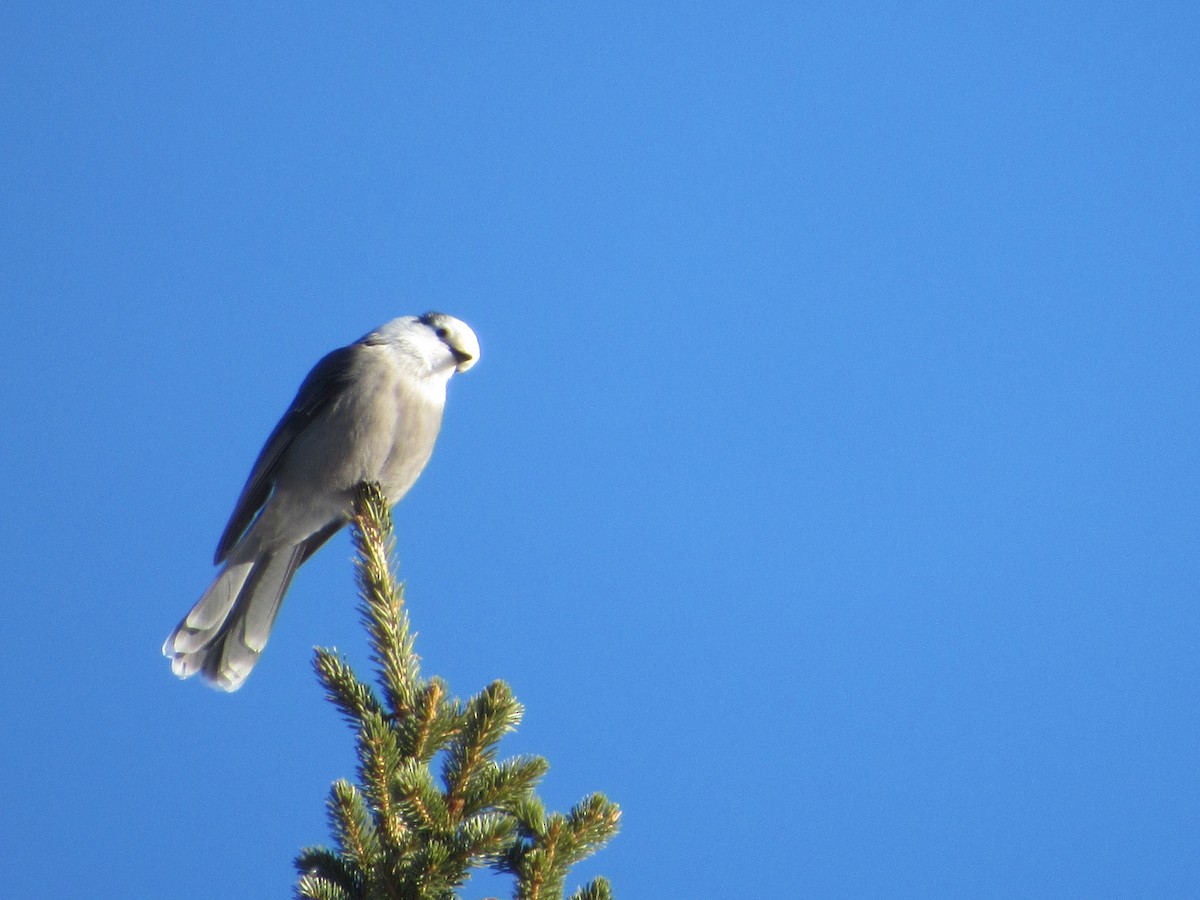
2, 3, 1198, 897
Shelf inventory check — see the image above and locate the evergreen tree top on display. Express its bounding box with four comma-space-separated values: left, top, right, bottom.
295, 483, 620, 900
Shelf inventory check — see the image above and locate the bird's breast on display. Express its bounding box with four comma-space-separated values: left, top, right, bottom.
370, 372, 446, 502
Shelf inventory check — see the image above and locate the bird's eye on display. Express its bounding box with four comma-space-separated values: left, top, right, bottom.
435, 327, 449, 339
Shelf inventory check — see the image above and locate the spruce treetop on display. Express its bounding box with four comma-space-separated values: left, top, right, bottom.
295, 483, 620, 900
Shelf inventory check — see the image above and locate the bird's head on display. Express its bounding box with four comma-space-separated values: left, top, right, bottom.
419, 312, 480, 373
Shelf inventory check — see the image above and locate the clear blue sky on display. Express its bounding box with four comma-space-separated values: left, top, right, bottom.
2, 3, 1197, 897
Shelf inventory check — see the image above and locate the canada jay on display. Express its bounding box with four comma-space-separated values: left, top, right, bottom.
163, 312, 479, 691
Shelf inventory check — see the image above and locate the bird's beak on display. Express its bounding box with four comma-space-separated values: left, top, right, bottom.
452, 349, 476, 372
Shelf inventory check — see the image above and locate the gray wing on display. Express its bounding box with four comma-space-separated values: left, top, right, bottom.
214, 343, 365, 564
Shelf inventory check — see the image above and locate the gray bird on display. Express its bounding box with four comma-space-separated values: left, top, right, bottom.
163, 312, 479, 691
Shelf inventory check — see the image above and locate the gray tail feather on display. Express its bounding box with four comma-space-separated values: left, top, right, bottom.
163, 545, 305, 692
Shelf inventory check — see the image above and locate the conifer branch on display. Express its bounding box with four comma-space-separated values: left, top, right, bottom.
314, 648, 386, 726
568, 878, 613, 900
356, 716, 409, 855
294, 482, 620, 900
328, 780, 381, 870
352, 483, 420, 719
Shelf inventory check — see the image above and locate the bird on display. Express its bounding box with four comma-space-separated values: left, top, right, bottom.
163, 312, 479, 692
